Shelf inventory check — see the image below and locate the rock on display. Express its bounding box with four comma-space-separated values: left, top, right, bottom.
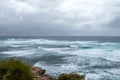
31, 66, 57, 80
31, 66, 46, 76
34, 75, 55, 80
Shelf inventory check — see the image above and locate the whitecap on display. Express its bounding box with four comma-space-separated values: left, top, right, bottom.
34, 62, 80, 77
70, 45, 79, 48
1, 50, 35, 57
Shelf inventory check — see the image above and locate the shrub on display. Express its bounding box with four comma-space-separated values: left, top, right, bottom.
0, 58, 33, 80
0, 60, 7, 79
58, 73, 85, 80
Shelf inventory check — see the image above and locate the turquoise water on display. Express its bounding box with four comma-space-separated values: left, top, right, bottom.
0, 36, 120, 80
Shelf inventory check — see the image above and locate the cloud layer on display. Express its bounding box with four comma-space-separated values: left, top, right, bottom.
0, 0, 120, 36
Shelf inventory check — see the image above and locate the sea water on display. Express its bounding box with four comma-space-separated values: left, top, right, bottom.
0, 36, 120, 80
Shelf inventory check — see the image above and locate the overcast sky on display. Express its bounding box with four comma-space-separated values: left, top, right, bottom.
0, 0, 120, 36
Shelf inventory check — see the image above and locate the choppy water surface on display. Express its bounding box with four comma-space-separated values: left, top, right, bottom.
0, 37, 120, 80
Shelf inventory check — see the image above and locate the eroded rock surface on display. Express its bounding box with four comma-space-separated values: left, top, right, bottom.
31, 66, 57, 80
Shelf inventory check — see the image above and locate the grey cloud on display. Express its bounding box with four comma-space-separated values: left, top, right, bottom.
105, 16, 120, 28
0, 0, 120, 36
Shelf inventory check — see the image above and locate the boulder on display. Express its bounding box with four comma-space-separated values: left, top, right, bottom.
31, 66, 46, 76
31, 66, 57, 80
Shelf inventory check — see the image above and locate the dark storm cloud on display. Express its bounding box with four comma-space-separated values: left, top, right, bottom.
0, 0, 120, 36
105, 17, 120, 28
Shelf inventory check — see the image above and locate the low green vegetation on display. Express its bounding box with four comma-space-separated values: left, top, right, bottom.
0, 58, 33, 80
58, 73, 85, 80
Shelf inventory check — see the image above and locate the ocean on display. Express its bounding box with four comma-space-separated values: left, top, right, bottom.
0, 36, 120, 80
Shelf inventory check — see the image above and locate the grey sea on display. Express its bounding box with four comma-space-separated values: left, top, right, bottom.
0, 36, 120, 80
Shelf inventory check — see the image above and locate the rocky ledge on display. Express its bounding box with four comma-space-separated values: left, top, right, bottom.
31, 66, 57, 80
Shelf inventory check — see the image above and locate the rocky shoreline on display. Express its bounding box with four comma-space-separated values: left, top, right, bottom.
0, 59, 85, 80
31, 66, 57, 80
